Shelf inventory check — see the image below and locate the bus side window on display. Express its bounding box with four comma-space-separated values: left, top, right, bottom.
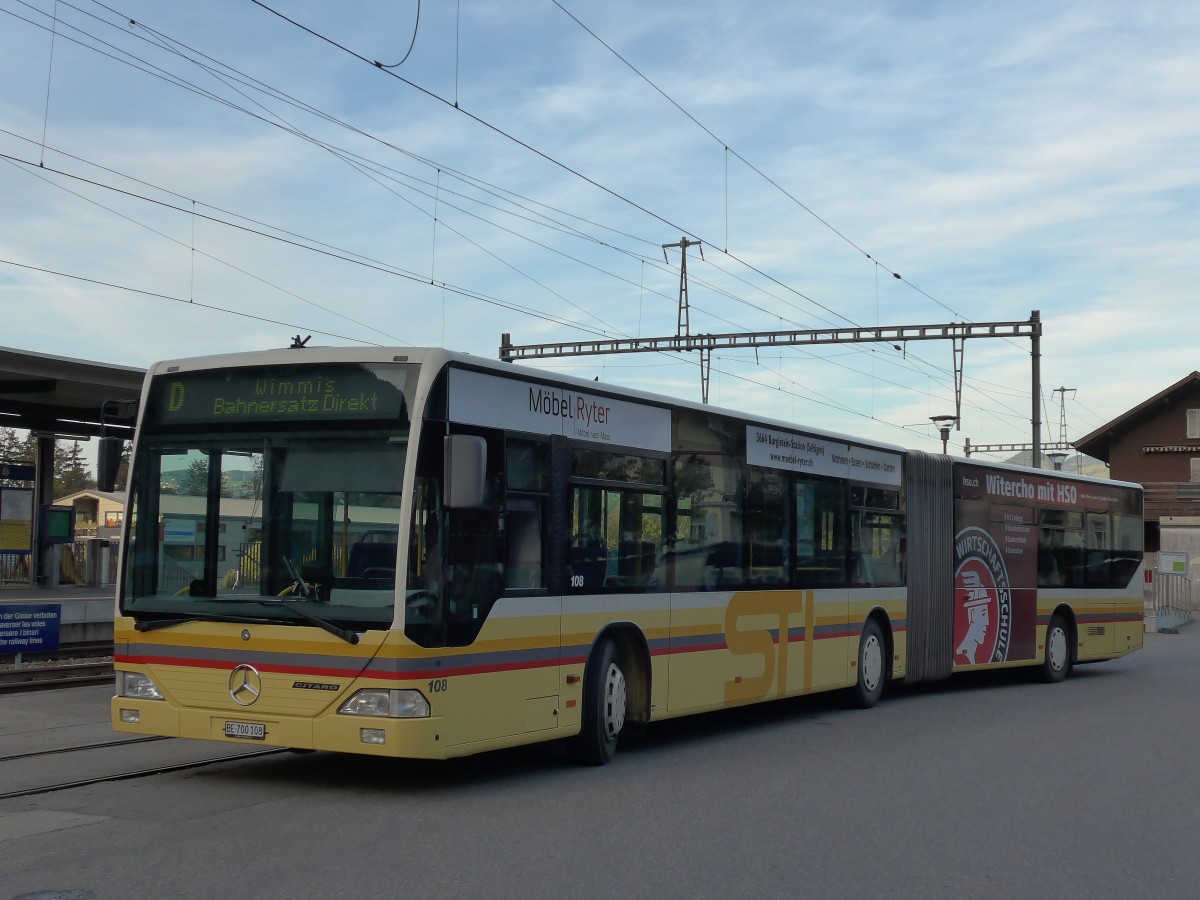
568, 449, 667, 594
505, 439, 549, 592
1038, 527, 1064, 587
1039, 509, 1084, 587
506, 497, 544, 589
567, 489, 665, 593
673, 454, 744, 590
795, 477, 846, 587
745, 467, 789, 585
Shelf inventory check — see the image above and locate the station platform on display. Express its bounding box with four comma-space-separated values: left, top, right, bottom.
0, 584, 114, 646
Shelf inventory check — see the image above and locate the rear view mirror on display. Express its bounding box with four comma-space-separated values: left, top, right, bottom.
97, 436, 123, 493
444, 435, 487, 509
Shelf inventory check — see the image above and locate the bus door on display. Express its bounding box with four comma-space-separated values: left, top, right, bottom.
1082, 511, 1117, 657
411, 426, 561, 747
796, 475, 850, 693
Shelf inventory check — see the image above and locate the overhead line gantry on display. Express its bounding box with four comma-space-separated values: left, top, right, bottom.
500, 310, 1046, 466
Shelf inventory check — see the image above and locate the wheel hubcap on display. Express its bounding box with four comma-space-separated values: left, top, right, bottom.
1048, 626, 1067, 671
861, 635, 883, 692
602, 663, 627, 741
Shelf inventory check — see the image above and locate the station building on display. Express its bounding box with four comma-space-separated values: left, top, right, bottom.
1076, 371, 1200, 619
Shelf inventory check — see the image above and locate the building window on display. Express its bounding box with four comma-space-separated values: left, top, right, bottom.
1191, 457, 1200, 483
1188, 409, 1200, 439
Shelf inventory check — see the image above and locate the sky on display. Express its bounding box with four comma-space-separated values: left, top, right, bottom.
2, 0, 1198, 462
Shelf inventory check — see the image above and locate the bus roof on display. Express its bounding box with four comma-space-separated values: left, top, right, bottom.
142, 345, 1135, 492
145, 345, 909, 456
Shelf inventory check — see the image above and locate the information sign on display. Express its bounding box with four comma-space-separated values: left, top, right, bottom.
1158, 551, 1189, 575
0, 487, 33, 552
0, 604, 61, 652
0, 463, 36, 481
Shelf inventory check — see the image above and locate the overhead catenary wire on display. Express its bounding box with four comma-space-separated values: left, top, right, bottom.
0, 150, 619, 339
2, 0, 1035, 444
374, 0, 420, 68
17, 1, 933, 351
550, 0, 985, 327
239, 0, 1035, 420
11, 7, 955, 355
0, 256, 381, 344
234, 0, 1038, 432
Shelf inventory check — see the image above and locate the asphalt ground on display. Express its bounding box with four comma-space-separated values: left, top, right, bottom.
0, 623, 1197, 899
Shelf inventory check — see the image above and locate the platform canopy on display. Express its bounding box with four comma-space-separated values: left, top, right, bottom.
0, 346, 144, 439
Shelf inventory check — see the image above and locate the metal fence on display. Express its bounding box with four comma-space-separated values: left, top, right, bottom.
1, 543, 118, 587
0, 552, 31, 585
1150, 571, 1192, 631
54, 541, 117, 587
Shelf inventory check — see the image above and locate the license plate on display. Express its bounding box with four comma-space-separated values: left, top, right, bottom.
224, 720, 266, 740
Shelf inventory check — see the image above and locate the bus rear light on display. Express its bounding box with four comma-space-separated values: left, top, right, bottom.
339, 688, 430, 718
117, 672, 164, 700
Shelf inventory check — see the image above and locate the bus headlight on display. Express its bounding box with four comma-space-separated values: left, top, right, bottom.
117, 671, 164, 700
339, 688, 430, 718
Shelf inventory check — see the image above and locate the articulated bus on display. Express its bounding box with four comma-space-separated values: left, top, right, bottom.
111, 347, 1144, 764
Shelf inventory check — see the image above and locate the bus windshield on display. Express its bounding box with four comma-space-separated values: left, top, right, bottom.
120, 361, 413, 632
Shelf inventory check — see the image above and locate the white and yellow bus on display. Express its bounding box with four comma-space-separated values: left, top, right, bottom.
111, 347, 1144, 764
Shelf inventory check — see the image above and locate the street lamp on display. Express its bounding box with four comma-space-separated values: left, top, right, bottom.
1046, 452, 1068, 471
930, 415, 958, 455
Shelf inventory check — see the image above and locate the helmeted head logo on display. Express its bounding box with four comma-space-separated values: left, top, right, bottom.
953, 526, 1011, 665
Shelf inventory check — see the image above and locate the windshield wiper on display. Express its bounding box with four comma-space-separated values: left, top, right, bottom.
252, 600, 360, 645
134, 613, 278, 632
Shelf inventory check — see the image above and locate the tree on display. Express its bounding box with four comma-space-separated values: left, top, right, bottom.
54, 440, 94, 498
0, 427, 27, 462
234, 454, 264, 500
179, 458, 209, 496
0, 427, 32, 488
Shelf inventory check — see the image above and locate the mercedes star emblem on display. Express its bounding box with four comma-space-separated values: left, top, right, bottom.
228, 664, 262, 706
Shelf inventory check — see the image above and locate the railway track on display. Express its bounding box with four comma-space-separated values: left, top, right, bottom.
3, 641, 289, 800
0, 640, 115, 691
0, 735, 167, 764
0, 660, 114, 691
0, 743, 285, 801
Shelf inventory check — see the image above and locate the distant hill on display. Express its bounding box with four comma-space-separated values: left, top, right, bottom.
997, 451, 1108, 479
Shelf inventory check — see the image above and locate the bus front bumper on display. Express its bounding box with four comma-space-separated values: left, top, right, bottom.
111, 696, 450, 759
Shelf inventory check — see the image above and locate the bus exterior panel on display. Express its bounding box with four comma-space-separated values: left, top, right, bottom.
111, 347, 1143, 764
951, 461, 1143, 675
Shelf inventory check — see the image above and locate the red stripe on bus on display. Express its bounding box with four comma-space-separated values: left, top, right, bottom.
115, 653, 367, 679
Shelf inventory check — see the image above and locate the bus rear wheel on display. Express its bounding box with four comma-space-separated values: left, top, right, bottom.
569, 639, 627, 765
852, 619, 886, 708
1041, 614, 1073, 683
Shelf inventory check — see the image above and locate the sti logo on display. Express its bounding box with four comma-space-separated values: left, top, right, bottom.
953, 526, 1012, 665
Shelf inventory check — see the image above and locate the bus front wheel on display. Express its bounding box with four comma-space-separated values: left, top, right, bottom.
853, 619, 886, 708
1041, 614, 1073, 683
569, 639, 627, 765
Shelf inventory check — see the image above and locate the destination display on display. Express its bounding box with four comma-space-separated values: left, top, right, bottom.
149, 363, 409, 426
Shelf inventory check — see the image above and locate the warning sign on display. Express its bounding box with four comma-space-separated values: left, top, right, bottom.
0, 604, 61, 652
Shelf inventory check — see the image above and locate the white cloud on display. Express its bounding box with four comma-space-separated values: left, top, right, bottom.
1, 0, 1198, 450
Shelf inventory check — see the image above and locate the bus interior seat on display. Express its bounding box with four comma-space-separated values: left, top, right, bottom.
704, 541, 741, 587
617, 540, 656, 581
569, 535, 608, 590
347, 541, 397, 584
